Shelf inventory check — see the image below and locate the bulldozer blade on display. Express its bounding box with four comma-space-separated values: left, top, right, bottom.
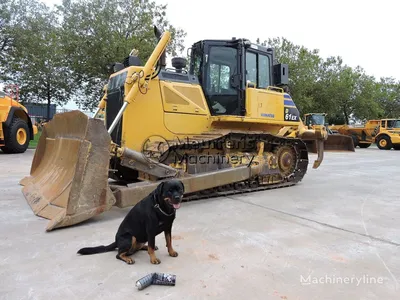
19, 110, 116, 231
305, 135, 355, 153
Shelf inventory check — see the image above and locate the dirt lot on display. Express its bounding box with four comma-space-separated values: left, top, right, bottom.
0, 148, 399, 300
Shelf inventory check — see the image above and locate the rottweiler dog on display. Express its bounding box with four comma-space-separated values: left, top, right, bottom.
77, 179, 185, 265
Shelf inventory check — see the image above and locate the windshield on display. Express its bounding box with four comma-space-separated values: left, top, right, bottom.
306, 114, 325, 126
387, 120, 400, 128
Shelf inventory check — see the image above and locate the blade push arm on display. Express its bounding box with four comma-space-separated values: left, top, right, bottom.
296, 120, 328, 168
107, 26, 171, 135
280, 119, 328, 169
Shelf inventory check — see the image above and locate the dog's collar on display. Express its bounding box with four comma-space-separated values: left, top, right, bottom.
154, 204, 175, 217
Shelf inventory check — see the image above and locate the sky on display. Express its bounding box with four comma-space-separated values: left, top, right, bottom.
33, 0, 400, 110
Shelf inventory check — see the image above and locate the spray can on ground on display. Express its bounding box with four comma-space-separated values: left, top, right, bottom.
152, 273, 176, 286
135, 273, 155, 290
135, 272, 177, 290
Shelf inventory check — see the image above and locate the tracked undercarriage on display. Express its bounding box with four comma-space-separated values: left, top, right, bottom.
109, 132, 309, 205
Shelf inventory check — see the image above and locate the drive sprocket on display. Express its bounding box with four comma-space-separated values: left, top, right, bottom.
275, 145, 297, 178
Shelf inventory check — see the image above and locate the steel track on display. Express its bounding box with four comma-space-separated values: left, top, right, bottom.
182, 180, 298, 202
167, 132, 310, 202
114, 131, 310, 202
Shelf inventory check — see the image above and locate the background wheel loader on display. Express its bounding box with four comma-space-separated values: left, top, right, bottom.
0, 85, 37, 154
302, 113, 355, 152
20, 26, 353, 231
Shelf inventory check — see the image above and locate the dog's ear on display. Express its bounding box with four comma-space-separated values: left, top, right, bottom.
155, 181, 165, 197
179, 180, 185, 194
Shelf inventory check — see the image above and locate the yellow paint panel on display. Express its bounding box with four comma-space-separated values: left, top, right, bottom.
121, 78, 211, 151
160, 81, 209, 115
164, 113, 210, 135
121, 79, 171, 152
256, 89, 285, 120
245, 87, 292, 122
245, 88, 258, 118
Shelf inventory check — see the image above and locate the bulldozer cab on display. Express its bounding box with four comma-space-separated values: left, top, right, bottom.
189, 39, 288, 117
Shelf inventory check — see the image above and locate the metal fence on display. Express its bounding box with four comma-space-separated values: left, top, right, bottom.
23, 103, 93, 125
24, 104, 57, 124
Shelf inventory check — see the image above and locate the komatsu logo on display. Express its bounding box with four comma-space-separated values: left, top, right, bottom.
261, 113, 275, 118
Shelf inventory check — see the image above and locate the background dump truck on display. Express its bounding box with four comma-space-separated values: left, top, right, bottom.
0, 85, 37, 154
330, 119, 400, 150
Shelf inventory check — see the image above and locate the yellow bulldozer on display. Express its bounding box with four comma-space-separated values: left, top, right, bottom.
303, 113, 355, 152
0, 85, 37, 153
19, 26, 353, 231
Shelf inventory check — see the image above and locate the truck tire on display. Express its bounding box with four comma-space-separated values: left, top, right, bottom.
376, 135, 392, 150
359, 143, 371, 148
393, 145, 400, 150
0, 117, 30, 154
352, 135, 359, 148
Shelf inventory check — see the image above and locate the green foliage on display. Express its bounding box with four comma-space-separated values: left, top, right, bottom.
375, 77, 400, 118
2, 0, 73, 107
55, 0, 186, 110
260, 37, 400, 124
1, 0, 186, 110
265, 37, 322, 114
1, 0, 399, 120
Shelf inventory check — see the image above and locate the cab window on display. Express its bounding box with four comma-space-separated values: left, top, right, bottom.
210, 63, 230, 92
245, 50, 271, 88
387, 120, 400, 128
258, 54, 270, 88
246, 52, 257, 85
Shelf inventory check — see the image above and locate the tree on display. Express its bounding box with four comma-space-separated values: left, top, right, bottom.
264, 37, 322, 115
0, 0, 12, 68
56, 0, 186, 110
1, 0, 74, 119
260, 36, 392, 124
351, 68, 383, 121
375, 77, 400, 118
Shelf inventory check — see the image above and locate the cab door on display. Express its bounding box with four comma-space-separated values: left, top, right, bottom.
201, 41, 244, 116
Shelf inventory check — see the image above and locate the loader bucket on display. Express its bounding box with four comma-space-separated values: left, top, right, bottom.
305, 134, 355, 153
324, 134, 355, 151
19, 110, 116, 231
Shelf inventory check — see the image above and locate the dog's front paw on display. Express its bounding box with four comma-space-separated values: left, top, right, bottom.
169, 250, 178, 257
126, 257, 135, 264
116, 254, 135, 265
150, 257, 161, 264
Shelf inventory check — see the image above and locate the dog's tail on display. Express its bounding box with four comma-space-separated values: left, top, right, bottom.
77, 242, 117, 255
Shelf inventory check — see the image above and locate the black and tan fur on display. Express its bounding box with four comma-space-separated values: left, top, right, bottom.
77, 179, 185, 264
